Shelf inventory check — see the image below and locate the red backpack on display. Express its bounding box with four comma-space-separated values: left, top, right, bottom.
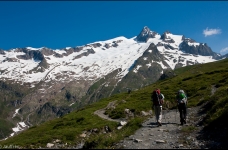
152, 89, 163, 106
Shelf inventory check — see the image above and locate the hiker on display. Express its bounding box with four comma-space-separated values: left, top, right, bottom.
151, 89, 165, 127
127, 88, 131, 94
176, 89, 188, 125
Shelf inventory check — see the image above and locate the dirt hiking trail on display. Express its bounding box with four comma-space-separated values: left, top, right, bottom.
94, 101, 221, 149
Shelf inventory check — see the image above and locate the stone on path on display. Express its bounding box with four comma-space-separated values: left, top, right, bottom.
133, 138, 143, 143
46, 143, 54, 148
155, 140, 165, 143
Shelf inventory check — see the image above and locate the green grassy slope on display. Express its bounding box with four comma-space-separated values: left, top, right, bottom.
0, 81, 31, 139
0, 58, 228, 148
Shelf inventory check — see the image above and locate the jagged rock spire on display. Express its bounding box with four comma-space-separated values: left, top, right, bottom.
160, 31, 171, 40
160, 31, 175, 43
136, 26, 158, 42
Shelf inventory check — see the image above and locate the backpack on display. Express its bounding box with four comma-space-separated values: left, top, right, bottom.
152, 89, 164, 106
177, 90, 187, 104
159, 93, 165, 105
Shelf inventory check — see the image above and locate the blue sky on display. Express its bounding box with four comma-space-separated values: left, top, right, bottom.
0, 1, 228, 55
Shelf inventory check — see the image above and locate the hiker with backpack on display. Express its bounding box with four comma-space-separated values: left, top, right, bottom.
176, 89, 188, 125
151, 89, 165, 127
127, 88, 131, 94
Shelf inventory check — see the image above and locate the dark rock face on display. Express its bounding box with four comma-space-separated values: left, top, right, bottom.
90, 43, 102, 48
112, 43, 118, 47
104, 43, 111, 49
73, 49, 95, 60
180, 40, 220, 59
3, 57, 18, 62
0, 50, 5, 55
102, 40, 123, 49
164, 44, 176, 50
198, 44, 214, 56
164, 39, 175, 43
183, 38, 195, 43
160, 31, 170, 39
74, 46, 84, 52
64, 48, 74, 56
112, 41, 119, 47
116, 40, 123, 43
38, 58, 49, 69
51, 46, 85, 58
40, 48, 54, 56
13, 48, 50, 70
16, 49, 45, 61
136, 26, 158, 42
14, 48, 25, 53
157, 42, 164, 46
53, 53, 63, 58
161, 31, 175, 43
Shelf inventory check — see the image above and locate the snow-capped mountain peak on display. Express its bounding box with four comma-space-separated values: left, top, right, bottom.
136, 26, 159, 42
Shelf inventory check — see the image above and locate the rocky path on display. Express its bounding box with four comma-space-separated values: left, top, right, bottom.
94, 102, 212, 149
94, 100, 127, 123
114, 106, 208, 149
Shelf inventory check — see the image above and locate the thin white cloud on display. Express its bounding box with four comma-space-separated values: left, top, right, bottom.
220, 47, 228, 55
203, 27, 221, 37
